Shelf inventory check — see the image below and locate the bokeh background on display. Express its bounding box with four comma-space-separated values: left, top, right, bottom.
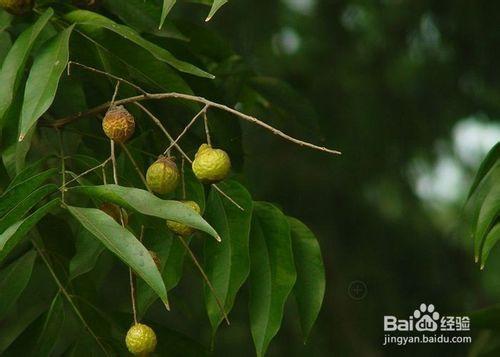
181, 0, 500, 356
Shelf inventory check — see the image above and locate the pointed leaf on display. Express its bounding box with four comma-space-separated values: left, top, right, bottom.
0, 184, 57, 232
103, 0, 187, 40
204, 181, 252, 333
0, 8, 53, 126
69, 229, 105, 280
249, 202, 297, 357
70, 184, 219, 240
467, 142, 500, 200
480, 222, 500, 268
160, 0, 176, 29
65, 10, 214, 79
32, 294, 64, 357
206, 0, 228, 21
288, 217, 325, 341
18, 25, 74, 140
0, 199, 60, 263
67, 205, 169, 308
6, 156, 54, 190
0, 250, 37, 319
0, 169, 57, 217
0, 300, 47, 353
137, 226, 188, 317
475, 182, 500, 265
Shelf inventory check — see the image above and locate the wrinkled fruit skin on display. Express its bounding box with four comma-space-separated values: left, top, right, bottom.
99, 203, 128, 225
102, 106, 135, 143
149, 250, 161, 270
192, 144, 231, 183
167, 201, 201, 236
0, 0, 32, 15
146, 157, 179, 194
125, 323, 157, 355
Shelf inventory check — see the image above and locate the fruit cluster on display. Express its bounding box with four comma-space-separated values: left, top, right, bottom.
101, 106, 231, 354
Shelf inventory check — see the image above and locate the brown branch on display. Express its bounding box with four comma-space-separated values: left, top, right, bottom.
50, 92, 341, 154
163, 104, 209, 155
51, 61, 341, 155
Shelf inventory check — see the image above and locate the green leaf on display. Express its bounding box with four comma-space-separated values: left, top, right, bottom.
70, 184, 220, 240
0, 8, 53, 127
0, 168, 57, 217
6, 156, 54, 191
470, 303, 500, 329
65, 10, 214, 79
206, 0, 228, 21
475, 182, 500, 264
204, 181, 252, 333
103, 0, 187, 41
32, 293, 64, 357
69, 228, 105, 280
467, 142, 500, 200
480, 222, 500, 268
0, 198, 60, 263
67, 205, 170, 308
0, 250, 37, 319
0, 184, 57, 232
288, 217, 325, 342
18, 25, 74, 140
137, 226, 187, 317
0, 299, 47, 353
160, 0, 176, 29
249, 202, 297, 357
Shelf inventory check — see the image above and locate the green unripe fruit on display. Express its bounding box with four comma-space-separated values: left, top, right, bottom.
102, 105, 135, 143
146, 157, 179, 194
0, 0, 33, 15
192, 144, 231, 183
167, 201, 201, 236
125, 323, 157, 355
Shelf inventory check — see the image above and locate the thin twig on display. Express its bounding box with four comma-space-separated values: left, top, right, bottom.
63, 157, 111, 188
212, 184, 245, 211
58, 130, 66, 203
136, 104, 245, 211
31, 238, 110, 356
110, 139, 141, 321
177, 236, 230, 325
67, 61, 149, 96
120, 143, 151, 192
50, 63, 341, 155
163, 104, 209, 155
134, 102, 192, 162
204, 110, 212, 146
110, 141, 119, 184
181, 157, 186, 200
110, 81, 121, 108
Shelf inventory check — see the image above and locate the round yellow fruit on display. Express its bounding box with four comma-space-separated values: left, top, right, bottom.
146, 157, 179, 194
125, 323, 157, 355
192, 144, 231, 183
102, 105, 135, 143
167, 201, 201, 236
0, 0, 33, 15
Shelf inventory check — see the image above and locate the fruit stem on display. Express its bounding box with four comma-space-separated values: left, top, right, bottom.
204, 110, 212, 146
178, 236, 230, 325
121, 143, 151, 192
163, 104, 209, 155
